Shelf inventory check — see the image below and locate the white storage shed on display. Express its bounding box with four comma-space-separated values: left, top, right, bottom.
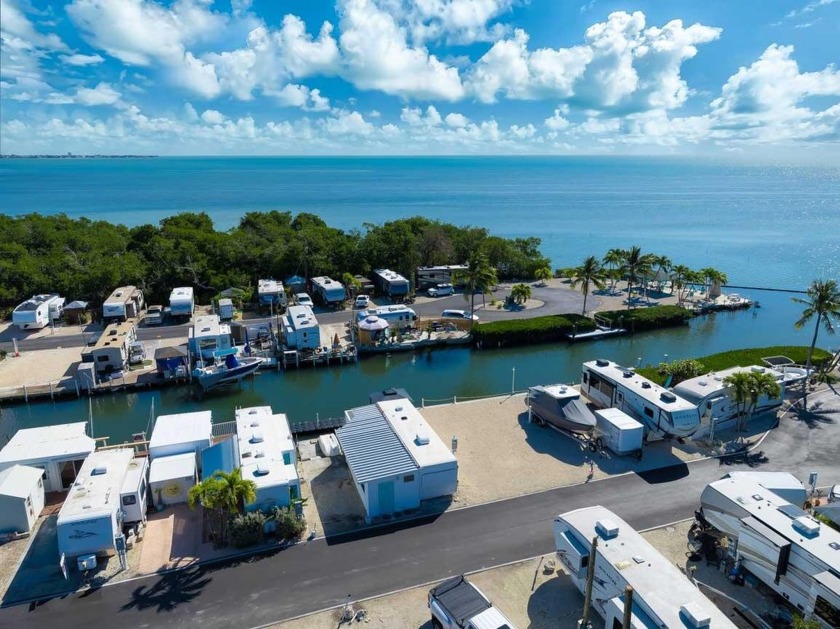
0, 465, 46, 535
0, 422, 95, 492
149, 453, 197, 507
148, 411, 213, 470
593, 408, 644, 456
336, 399, 457, 523
235, 406, 300, 512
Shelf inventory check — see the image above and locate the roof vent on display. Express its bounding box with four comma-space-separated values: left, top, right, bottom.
415, 430, 430, 446
254, 451, 265, 458
829, 542, 840, 551
622, 370, 633, 378
92, 465, 108, 476
595, 359, 610, 367
250, 431, 264, 444
395, 406, 404, 412
698, 380, 708, 386
248, 409, 258, 414
255, 463, 270, 476
793, 516, 820, 537
660, 391, 677, 403
596, 519, 619, 539
559, 386, 568, 393
680, 602, 712, 628
250, 420, 260, 428
751, 366, 766, 373
714, 375, 723, 381
641, 382, 652, 389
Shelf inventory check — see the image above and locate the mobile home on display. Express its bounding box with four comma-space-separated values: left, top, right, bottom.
0, 423, 95, 492
416, 265, 468, 291
701, 477, 840, 627
309, 276, 346, 307
148, 411, 213, 467
188, 314, 233, 361
281, 305, 320, 350
336, 399, 458, 523
89, 320, 137, 374
581, 359, 700, 440
372, 269, 410, 299
57, 449, 135, 563
0, 465, 45, 535
102, 286, 144, 323
554, 505, 736, 628
149, 453, 197, 508
12, 294, 65, 330
235, 406, 300, 512
356, 305, 417, 330
258, 279, 288, 309
672, 365, 786, 438
168, 287, 195, 318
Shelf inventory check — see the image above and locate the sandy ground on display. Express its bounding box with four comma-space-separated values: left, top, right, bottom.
300, 455, 367, 538
0, 346, 84, 389
420, 394, 705, 507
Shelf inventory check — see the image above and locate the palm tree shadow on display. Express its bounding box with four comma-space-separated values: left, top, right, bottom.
793, 407, 836, 429
120, 565, 212, 613
718, 449, 770, 469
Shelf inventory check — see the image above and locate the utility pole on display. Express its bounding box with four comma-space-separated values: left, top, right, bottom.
579, 535, 598, 628
622, 585, 634, 628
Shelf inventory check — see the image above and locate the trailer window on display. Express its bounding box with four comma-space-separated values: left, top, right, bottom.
122, 495, 137, 506
644, 407, 654, 418
583, 373, 588, 384
97, 355, 109, 362
815, 595, 840, 627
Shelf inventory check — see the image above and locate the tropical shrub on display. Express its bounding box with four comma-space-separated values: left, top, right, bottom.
598, 306, 692, 332
273, 506, 307, 540
472, 314, 596, 347
656, 359, 707, 385
229, 511, 267, 548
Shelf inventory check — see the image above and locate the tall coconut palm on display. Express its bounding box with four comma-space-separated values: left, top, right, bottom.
670, 264, 691, 305
746, 371, 782, 430
622, 246, 653, 308
192, 468, 258, 545
188, 476, 226, 544
651, 255, 672, 292
534, 266, 552, 287
458, 251, 498, 327
569, 256, 606, 315
602, 248, 625, 294
793, 279, 840, 409
723, 371, 752, 433
699, 267, 728, 299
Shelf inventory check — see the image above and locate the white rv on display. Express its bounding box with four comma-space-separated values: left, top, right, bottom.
701, 477, 840, 628
581, 359, 700, 440
56, 449, 137, 564
12, 294, 65, 330
554, 505, 736, 628
103, 286, 144, 322
356, 305, 418, 330
282, 305, 320, 350
309, 276, 346, 307
168, 287, 195, 318
89, 320, 137, 374
119, 457, 149, 525
188, 315, 233, 360
258, 279, 288, 309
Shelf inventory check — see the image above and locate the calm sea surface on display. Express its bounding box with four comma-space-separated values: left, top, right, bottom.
2, 156, 838, 289
0, 157, 838, 440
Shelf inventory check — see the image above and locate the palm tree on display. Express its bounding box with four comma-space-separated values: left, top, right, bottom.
215, 468, 258, 514
458, 252, 498, 327
699, 267, 728, 299
188, 476, 226, 544
723, 371, 752, 433
793, 279, 840, 408
746, 371, 782, 428
622, 246, 653, 308
534, 266, 552, 287
602, 248, 625, 294
341, 272, 361, 299
569, 256, 606, 315
188, 468, 257, 546
510, 283, 532, 305
670, 264, 691, 305
650, 255, 671, 292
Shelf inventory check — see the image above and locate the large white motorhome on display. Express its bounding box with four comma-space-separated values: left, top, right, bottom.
372, 269, 410, 299
581, 359, 700, 440
168, 287, 195, 318
12, 294, 65, 330
309, 276, 346, 307
673, 365, 786, 437
701, 477, 840, 628
102, 286, 144, 323
56, 449, 139, 567
554, 505, 736, 628
416, 264, 468, 291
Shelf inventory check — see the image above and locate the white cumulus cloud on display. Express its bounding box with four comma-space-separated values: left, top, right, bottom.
60, 53, 105, 66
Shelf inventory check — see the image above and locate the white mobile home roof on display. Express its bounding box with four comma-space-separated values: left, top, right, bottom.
149, 453, 196, 484
286, 305, 318, 331
169, 286, 194, 301
58, 449, 134, 524
192, 315, 229, 339
374, 269, 409, 283
705, 477, 840, 571
0, 422, 95, 466
235, 406, 296, 489
149, 411, 212, 451
0, 465, 44, 499
378, 400, 456, 469
673, 365, 783, 405
583, 360, 697, 412
559, 505, 735, 628
337, 405, 418, 484
104, 285, 139, 305
258, 279, 283, 295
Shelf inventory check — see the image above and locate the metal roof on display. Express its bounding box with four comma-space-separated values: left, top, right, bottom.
0, 422, 95, 465
336, 405, 418, 484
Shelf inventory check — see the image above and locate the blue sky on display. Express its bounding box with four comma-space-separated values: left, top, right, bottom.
1, 0, 839, 155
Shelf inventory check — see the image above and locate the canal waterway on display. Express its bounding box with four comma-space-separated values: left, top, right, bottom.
0, 289, 830, 445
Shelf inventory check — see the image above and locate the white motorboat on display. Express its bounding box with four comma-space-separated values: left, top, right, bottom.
193, 349, 263, 391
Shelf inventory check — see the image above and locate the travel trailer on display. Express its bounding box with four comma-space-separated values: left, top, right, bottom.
218, 298, 235, 320
700, 477, 840, 628
416, 265, 468, 291
356, 305, 417, 330
580, 359, 701, 440
89, 320, 137, 374
257, 279, 287, 309
168, 287, 195, 318
119, 457, 149, 525
102, 286, 144, 323
12, 294, 65, 330
282, 306, 320, 350
309, 276, 346, 307
372, 269, 410, 299
188, 315, 233, 361
554, 505, 736, 628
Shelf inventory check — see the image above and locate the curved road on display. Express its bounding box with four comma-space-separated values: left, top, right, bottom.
2, 388, 837, 629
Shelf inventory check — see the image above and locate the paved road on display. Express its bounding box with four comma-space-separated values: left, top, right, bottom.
3, 389, 837, 629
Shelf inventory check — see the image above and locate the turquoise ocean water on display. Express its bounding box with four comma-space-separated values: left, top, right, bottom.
2, 156, 839, 288
1, 156, 838, 439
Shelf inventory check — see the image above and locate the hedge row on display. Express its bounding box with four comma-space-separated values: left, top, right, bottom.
597, 305, 693, 332
472, 314, 596, 347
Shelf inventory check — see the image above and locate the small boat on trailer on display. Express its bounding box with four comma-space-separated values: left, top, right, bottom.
526, 384, 596, 435
193, 348, 263, 391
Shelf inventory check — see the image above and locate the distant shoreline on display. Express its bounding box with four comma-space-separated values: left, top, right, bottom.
0, 154, 158, 159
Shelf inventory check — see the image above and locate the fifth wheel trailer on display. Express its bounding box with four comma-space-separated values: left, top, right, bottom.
12, 294, 65, 330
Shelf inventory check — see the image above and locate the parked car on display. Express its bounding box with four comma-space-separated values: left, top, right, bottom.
441, 309, 479, 322
428, 575, 517, 629
295, 293, 313, 307
427, 283, 454, 297
128, 342, 146, 365
354, 294, 371, 309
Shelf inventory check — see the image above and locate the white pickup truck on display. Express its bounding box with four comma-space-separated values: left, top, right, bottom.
428, 575, 516, 629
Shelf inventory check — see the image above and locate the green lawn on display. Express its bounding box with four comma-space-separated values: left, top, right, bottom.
637, 345, 832, 385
